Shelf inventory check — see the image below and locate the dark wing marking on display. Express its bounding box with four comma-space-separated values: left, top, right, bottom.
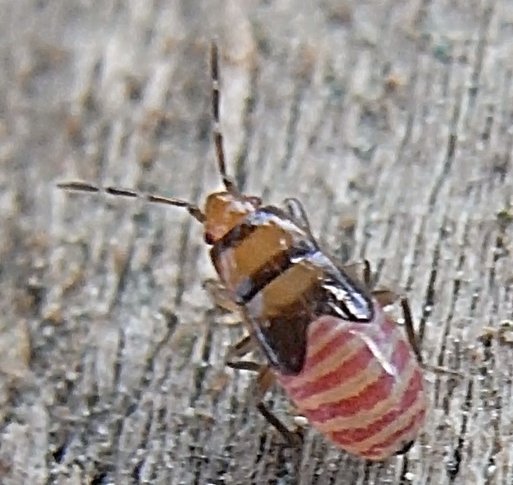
245, 252, 374, 375
248, 310, 309, 375
234, 241, 315, 304
306, 252, 374, 322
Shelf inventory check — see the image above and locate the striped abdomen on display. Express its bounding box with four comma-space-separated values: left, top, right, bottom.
277, 306, 426, 460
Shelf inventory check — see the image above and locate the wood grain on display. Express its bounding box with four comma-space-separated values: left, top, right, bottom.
1, 1, 512, 483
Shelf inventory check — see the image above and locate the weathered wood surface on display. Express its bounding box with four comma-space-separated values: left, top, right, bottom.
1, 0, 512, 483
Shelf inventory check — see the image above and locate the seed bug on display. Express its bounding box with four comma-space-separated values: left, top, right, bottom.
58, 43, 427, 460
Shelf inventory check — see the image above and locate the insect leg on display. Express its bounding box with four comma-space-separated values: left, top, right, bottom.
224, 334, 259, 371
369, 288, 423, 361
400, 297, 423, 365
343, 259, 374, 288
362, 259, 372, 287
203, 278, 241, 314
254, 367, 303, 446
400, 298, 462, 377
283, 197, 314, 237
226, 360, 262, 372
57, 181, 205, 222
226, 344, 302, 445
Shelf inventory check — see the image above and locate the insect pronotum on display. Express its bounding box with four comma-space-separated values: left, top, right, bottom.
58, 42, 427, 460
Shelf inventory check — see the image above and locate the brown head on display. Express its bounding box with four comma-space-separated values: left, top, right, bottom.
203, 191, 261, 244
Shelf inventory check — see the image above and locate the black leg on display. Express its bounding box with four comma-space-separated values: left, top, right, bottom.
400, 298, 462, 377
224, 334, 255, 363
283, 197, 314, 237
226, 360, 261, 372
256, 403, 302, 446
253, 367, 303, 446
203, 279, 240, 313
362, 259, 372, 287
342, 260, 374, 289
228, 356, 303, 446
400, 297, 423, 365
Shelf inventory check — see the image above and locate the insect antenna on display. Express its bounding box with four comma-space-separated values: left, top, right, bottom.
57, 181, 205, 222
58, 43, 237, 223
211, 42, 239, 194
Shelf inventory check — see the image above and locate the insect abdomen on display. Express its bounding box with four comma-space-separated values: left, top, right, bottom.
277, 309, 426, 460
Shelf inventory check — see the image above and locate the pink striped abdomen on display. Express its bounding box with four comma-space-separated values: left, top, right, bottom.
276, 304, 426, 460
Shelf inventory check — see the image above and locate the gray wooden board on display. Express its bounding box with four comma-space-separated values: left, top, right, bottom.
1, 0, 512, 484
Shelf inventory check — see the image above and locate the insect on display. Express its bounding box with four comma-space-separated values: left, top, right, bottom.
58, 43, 426, 461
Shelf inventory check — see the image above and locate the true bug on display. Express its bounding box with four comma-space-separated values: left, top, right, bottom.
58, 43, 427, 461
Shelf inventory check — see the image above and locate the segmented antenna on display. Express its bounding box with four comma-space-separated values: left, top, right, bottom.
56, 181, 205, 222
211, 42, 238, 193
58, 42, 239, 220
